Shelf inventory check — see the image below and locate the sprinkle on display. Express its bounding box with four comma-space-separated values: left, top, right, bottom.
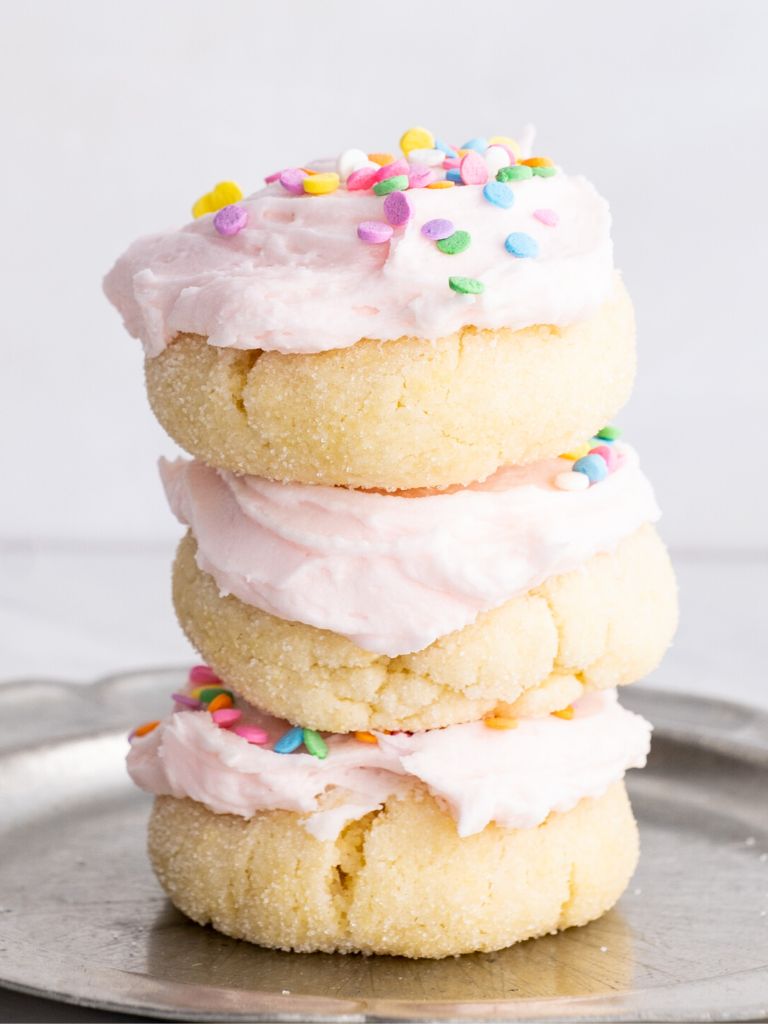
552, 706, 575, 720
437, 230, 471, 254
172, 693, 202, 710
133, 720, 160, 738
212, 708, 242, 728
459, 151, 489, 185
213, 204, 248, 237
532, 166, 557, 178
421, 218, 455, 240
383, 190, 413, 226
400, 126, 435, 156
522, 156, 554, 167
445, 168, 463, 183
573, 453, 609, 484
303, 172, 340, 195
375, 159, 409, 182
589, 444, 618, 471
497, 165, 533, 182
504, 232, 539, 258
274, 726, 304, 754
482, 181, 514, 209
198, 686, 234, 704
434, 138, 458, 157
347, 166, 379, 191
233, 724, 269, 745
533, 208, 559, 227
484, 716, 518, 730
357, 220, 393, 244
368, 152, 396, 166
373, 175, 409, 196
264, 169, 283, 184
355, 731, 378, 744
337, 148, 370, 182
449, 276, 484, 295
426, 180, 454, 189
554, 471, 590, 492
207, 693, 233, 714
461, 137, 489, 154
407, 165, 435, 189
303, 728, 329, 759
560, 443, 591, 460
279, 168, 307, 195
596, 425, 622, 441
407, 147, 444, 167
484, 145, 512, 177
442, 157, 461, 169
189, 665, 220, 685
191, 181, 243, 218
488, 134, 521, 158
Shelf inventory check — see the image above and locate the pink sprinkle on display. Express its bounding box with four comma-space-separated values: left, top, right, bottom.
383, 190, 413, 227
233, 725, 269, 744
375, 158, 409, 182
279, 167, 307, 194
212, 708, 243, 728
213, 204, 248, 236
442, 157, 460, 169
172, 692, 203, 710
533, 208, 559, 227
264, 169, 283, 184
589, 444, 618, 471
347, 166, 379, 191
421, 218, 454, 240
189, 665, 220, 685
408, 165, 435, 189
357, 220, 393, 243
460, 151, 489, 185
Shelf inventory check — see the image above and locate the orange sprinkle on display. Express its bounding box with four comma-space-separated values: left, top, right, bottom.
368, 152, 396, 166
207, 693, 233, 713
552, 706, 575, 720
301, 167, 318, 175
354, 731, 378, 745
484, 716, 518, 730
426, 180, 454, 189
455, 148, 470, 156
521, 156, 554, 168
134, 720, 160, 737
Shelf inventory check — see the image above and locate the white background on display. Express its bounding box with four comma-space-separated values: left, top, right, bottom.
1, 0, 766, 687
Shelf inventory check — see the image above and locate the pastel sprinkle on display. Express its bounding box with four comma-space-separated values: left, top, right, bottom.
337, 148, 370, 181
303, 172, 340, 195
560, 442, 591, 460
383, 190, 413, 227
484, 716, 518, 730
233, 724, 269, 745
533, 208, 559, 227
279, 168, 307, 195
368, 152, 396, 166
484, 145, 512, 177
461, 137, 489, 153
134, 720, 160, 738
504, 232, 539, 258
355, 731, 378, 745
198, 686, 234, 704
191, 180, 243, 218
375, 159, 409, 182
302, 728, 329, 760
213, 204, 248, 236
522, 156, 554, 167
459, 151, 489, 185
400, 126, 435, 156
206, 693, 233, 714
497, 165, 533, 182
274, 726, 304, 754
407, 165, 435, 189
434, 138, 458, 157
596, 425, 622, 441
373, 175, 409, 196
482, 181, 514, 209
212, 708, 242, 728
589, 444, 618, 471
573, 453, 608, 484
189, 665, 220, 685
532, 165, 557, 178
437, 230, 471, 254
442, 157, 461, 169
554, 471, 590, 492
407, 148, 444, 167
488, 135, 521, 158
264, 169, 282, 184
445, 168, 463, 183
357, 220, 393, 244
172, 693, 202, 710
552, 706, 575, 720
426, 180, 454, 189
449, 276, 484, 295
421, 218, 455, 240
347, 166, 380, 191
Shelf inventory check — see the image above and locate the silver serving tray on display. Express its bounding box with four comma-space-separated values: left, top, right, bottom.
1, 669, 767, 1022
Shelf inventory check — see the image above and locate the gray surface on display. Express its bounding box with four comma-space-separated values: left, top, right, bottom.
0, 671, 767, 1022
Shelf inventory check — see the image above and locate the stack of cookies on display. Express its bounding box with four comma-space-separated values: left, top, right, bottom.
105, 127, 677, 959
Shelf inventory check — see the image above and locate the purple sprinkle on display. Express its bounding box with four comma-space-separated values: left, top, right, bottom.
383, 190, 413, 227
279, 167, 307, 195
213, 204, 249, 237
421, 218, 454, 241
357, 220, 394, 244
172, 692, 203, 709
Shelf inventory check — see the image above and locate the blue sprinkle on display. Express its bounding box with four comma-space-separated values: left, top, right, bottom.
434, 137, 458, 158
504, 232, 539, 258
445, 168, 463, 183
482, 181, 514, 209
274, 726, 304, 754
572, 454, 608, 484
461, 137, 489, 154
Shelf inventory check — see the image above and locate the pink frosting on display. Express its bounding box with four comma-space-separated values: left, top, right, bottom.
127, 689, 651, 840
103, 165, 613, 356
161, 444, 660, 657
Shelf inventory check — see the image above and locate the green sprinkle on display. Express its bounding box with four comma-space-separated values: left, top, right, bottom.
449, 276, 485, 295
373, 175, 409, 196
198, 686, 234, 703
497, 165, 533, 182
436, 230, 471, 255
532, 165, 557, 177
596, 425, 622, 441
302, 728, 329, 759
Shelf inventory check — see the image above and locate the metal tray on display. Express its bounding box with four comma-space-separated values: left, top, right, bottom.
0, 669, 766, 1022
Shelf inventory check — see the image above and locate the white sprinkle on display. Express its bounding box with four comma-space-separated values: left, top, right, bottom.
484, 145, 511, 177
554, 470, 590, 492
600, 946, 608, 953
407, 148, 445, 167
337, 148, 373, 182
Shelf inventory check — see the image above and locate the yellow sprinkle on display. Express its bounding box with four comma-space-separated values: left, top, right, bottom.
521, 156, 554, 168
559, 442, 591, 461
354, 731, 378, 745
400, 126, 435, 156
368, 152, 396, 166
189, 687, 204, 699
134, 720, 160, 737
303, 172, 340, 195
207, 693, 233, 713
426, 180, 454, 189
552, 706, 575, 720
489, 135, 522, 158
191, 180, 243, 218
484, 716, 518, 730
455, 148, 470, 157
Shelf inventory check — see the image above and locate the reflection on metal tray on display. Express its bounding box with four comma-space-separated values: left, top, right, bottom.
0, 669, 766, 1022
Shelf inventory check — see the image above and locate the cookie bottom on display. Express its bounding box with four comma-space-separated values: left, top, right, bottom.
148, 781, 638, 958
